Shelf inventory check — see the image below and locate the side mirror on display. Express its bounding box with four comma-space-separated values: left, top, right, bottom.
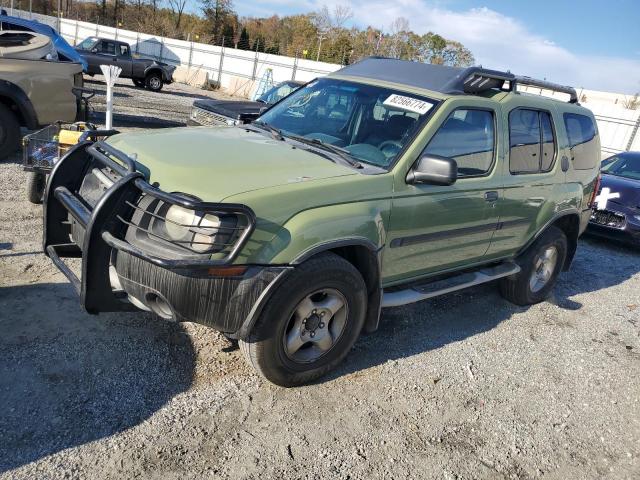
91, 48, 98, 53
406, 154, 457, 186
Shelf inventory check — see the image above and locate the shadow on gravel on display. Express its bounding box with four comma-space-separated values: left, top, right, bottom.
90, 111, 185, 128
0, 283, 195, 473
84, 78, 215, 101
324, 236, 640, 383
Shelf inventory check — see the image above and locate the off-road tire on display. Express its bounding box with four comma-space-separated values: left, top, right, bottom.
132, 79, 145, 88
240, 252, 367, 387
26, 171, 46, 204
499, 226, 567, 306
0, 103, 20, 160
145, 73, 163, 92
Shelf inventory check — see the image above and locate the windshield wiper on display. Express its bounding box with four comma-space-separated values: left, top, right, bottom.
252, 121, 284, 141
288, 135, 362, 169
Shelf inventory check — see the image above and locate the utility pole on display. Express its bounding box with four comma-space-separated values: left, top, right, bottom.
316, 31, 326, 62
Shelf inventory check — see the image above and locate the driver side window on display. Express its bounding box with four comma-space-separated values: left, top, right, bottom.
423, 108, 495, 177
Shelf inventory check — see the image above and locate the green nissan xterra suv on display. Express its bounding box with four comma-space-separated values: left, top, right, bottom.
43, 58, 600, 386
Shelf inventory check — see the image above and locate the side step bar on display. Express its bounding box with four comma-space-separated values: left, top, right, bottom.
382, 262, 521, 308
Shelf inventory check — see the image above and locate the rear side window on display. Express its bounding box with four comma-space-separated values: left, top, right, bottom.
424, 108, 495, 177
119, 44, 130, 57
509, 109, 557, 174
563, 113, 598, 170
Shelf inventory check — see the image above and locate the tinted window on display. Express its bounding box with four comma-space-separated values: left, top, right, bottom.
77, 37, 99, 51
509, 109, 541, 173
424, 108, 495, 176
601, 153, 640, 180
540, 112, 556, 171
563, 113, 599, 170
509, 109, 557, 174
259, 83, 297, 104
100, 40, 116, 55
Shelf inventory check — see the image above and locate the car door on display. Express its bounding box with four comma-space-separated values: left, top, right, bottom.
88, 39, 118, 74
114, 42, 133, 77
383, 102, 503, 284
486, 105, 561, 257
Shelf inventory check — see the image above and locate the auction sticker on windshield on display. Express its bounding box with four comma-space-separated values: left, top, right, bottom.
383, 94, 433, 115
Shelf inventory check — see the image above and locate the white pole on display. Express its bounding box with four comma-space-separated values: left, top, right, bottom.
100, 65, 122, 130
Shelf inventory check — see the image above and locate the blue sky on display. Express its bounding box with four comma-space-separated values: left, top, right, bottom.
227, 0, 640, 93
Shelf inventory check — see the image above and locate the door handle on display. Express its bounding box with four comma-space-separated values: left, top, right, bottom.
485, 191, 499, 202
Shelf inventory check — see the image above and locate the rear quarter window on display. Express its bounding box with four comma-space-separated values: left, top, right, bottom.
563, 113, 599, 170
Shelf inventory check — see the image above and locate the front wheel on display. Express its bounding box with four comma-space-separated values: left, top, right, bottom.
240, 253, 367, 387
26, 171, 46, 204
145, 73, 163, 92
499, 226, 567, 306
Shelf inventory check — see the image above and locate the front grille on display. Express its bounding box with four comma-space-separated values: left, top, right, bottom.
121, 193, 248, 259
72, 141, 256, 265
590, 209, 626, 229
191, 107, 234, 126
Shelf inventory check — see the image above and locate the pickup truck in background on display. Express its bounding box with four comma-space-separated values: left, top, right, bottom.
75, 36, 175, 91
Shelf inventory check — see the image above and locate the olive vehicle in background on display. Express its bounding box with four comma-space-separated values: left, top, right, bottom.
0, 12, 88, 70
588, 151, 640, 245
188, 80, 304, 126
75, 37, 175, 92
43, 58, 600, 387
0, 31, 89, 162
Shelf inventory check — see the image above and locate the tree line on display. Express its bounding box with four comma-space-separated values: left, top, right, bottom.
12, 0, 474, 66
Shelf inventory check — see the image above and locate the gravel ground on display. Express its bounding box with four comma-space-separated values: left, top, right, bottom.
1, 79, 639, 480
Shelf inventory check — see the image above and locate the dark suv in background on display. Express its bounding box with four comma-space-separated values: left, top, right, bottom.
189, 80, 304, 126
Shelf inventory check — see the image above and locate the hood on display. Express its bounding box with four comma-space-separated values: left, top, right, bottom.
106, 126, 357, 202
600, 173, 640, 208
193, 99, 264, 120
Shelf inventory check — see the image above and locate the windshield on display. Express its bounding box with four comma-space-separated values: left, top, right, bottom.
257, 78, 437, 168
601, 154, 640, 180
258, 82, 299, 104
76, 36, 98, 51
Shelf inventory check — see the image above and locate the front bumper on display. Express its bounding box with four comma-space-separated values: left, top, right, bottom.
43, 140, 285, 338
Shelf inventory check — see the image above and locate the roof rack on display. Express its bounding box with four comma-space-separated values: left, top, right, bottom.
334, 58, 579, 104
455, 67, 578, 103
511, 75, 578, 103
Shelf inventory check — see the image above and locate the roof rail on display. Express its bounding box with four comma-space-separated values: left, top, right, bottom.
335, 59, 578, 103
511, 76, 579, 103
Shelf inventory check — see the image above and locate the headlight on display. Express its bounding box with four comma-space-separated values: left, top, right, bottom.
165, 205, 221, 253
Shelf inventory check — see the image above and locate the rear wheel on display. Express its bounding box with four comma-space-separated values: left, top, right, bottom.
0, 103, 20, 160
240, 253, 367, 387
26, 171, 46, 204
145, 73, 163, 92
499, 226, 567, 305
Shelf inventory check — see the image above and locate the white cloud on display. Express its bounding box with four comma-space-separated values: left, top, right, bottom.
237, 0, 640, 94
